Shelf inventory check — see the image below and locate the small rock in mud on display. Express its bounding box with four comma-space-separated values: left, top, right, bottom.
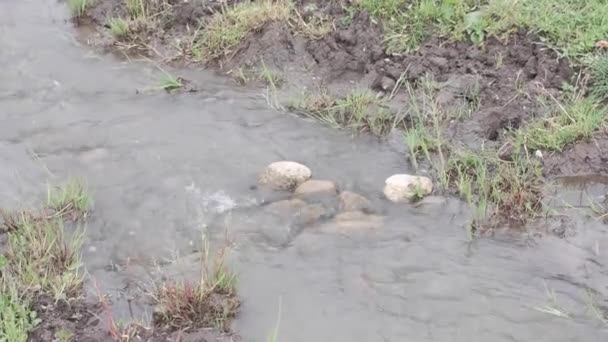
498, 142, 514, 161
338, 191, 372, 213
258, 161, 312, 191
383, 174, 433, 203
295, 179, 338, 197
371, 74, 396, 92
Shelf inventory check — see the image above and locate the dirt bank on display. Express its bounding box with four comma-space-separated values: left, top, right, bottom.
78, 0, 587, 170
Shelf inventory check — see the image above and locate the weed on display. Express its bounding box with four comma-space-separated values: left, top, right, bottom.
158, 75, 183, 92
194, 0, 291, 61
590, 54, 608, 100
516, 91, 607, 152
0, 284, 38, 342
108, 17, 130, 38
67, 0, 91, 18
46, 179, 92, 220
152, 237, 238, 331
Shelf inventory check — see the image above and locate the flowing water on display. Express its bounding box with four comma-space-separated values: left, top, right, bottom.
1, 1, 608, 341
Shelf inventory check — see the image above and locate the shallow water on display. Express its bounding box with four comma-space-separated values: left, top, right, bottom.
1, 1, 608, 341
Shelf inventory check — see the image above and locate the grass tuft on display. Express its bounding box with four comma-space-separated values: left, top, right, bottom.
590, 54, 608, 101
194, 0, 291, 61
153, 238, 239, 331
516, 91, 607, 152
5, 213, 84, 299
108, 17, 130, 38
358, 0, 608, 57
290, 89, 402, 135
47, 179, 92, 220
67, 0, 91, 18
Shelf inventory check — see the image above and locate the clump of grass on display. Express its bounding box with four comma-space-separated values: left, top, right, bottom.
516, 91, 607, 152
5, 213, 84, 299
67, 0, 91, 18
194, 0, 291, 61
108, 17, 130, 38
590, 54, 608, 101
153, 238, 239, 331
441, 147, 543, 230
46, 179, 92, 220
358, 0, 608, 57
358, 0, 485, 53
291, 89, 401, 135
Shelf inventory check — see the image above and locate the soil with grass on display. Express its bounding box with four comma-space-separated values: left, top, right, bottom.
77, 0, 594, 174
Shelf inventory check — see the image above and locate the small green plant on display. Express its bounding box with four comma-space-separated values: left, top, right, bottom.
108, 17, 130, 38
47, 179, 92, 220
158, 75, 183, 92
67, 0, 91, 18
0, 288, 38, 342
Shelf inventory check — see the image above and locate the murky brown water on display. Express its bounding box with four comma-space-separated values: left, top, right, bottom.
2, 1, 608, 341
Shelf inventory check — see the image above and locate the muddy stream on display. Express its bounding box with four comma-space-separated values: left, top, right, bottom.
2, 1, 608, 341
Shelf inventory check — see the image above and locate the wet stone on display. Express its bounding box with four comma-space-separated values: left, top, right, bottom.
338, 191, 372, 213
383, 174, 433, 202
295, 179, 338, 197
258, 161, 312, 191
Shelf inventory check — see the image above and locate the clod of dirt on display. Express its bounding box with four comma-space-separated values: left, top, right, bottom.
542, 132, 608, 176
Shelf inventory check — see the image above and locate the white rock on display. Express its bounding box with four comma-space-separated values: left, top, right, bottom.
258, 161, 312, 190
383, 174, 433, 202
295, 180, 337, 197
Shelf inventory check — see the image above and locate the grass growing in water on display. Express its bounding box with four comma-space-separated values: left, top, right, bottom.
46, 179, 92, 220
153, 237, 239, 331
194, 0, 291, 61
291, 89, 402, 135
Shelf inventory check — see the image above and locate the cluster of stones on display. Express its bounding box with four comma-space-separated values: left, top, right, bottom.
257, 161, 433, 231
